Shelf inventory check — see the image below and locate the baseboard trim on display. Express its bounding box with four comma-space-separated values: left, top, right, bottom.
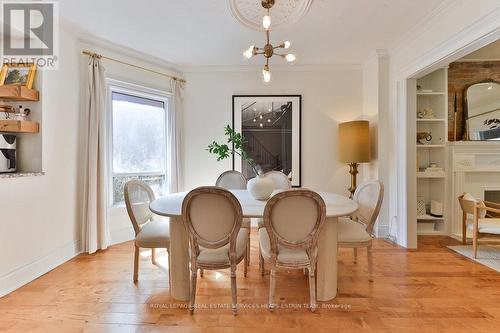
0, 240, 81, 298
110, 226, 135, 246
375, 224, 389, 238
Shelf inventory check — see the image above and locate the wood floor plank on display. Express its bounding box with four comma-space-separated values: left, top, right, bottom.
0, 234, 499, 332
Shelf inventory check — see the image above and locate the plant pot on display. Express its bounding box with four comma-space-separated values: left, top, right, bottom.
247, 174, 274, 200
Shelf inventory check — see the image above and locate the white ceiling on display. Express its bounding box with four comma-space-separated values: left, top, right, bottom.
60, 0, 446, 68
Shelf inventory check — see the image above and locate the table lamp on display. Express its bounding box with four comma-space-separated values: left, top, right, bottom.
338, 120, 370, 198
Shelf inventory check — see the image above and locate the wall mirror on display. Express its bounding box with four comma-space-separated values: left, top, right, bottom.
232, 95, 301, 187
465, 81, 500, 140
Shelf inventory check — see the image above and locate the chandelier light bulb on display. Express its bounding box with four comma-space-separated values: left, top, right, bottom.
283, 41, 291, 49
243, 46, 254, 59
285, 53, 296, 63
262, 69, 271, 83
262, 15, 271, 30
259, 123, 264, 128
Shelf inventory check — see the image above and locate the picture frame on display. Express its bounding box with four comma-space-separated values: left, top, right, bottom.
232, 95, 301, 187
0, 63, 37, 89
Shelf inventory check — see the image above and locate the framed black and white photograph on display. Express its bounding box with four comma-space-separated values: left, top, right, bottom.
232, 95, 301, 187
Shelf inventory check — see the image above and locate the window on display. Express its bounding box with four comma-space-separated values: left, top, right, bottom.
109, 82, 170, 206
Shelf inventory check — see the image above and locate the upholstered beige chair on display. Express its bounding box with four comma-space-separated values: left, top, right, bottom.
182, 186, 249, 315
216, 170, 250, 269
257, 171, 292, 273
338, 180, 384, 271
458, 193, 500, 258
124, 180, 170, 283
259, 189, 326, 312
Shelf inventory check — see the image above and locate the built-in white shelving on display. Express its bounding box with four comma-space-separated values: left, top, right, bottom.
415, 68, 449, 236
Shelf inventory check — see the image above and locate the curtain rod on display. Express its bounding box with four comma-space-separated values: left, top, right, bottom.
82, 50, 186, 84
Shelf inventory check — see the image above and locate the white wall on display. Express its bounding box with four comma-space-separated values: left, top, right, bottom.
387, 0, 500, 247
0, 29, 81, 296
362, 51, 390, 237
182, 68, 363, 195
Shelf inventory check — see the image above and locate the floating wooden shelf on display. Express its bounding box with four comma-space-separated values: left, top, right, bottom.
0, 86, 39, 101
0, 120, 39, 133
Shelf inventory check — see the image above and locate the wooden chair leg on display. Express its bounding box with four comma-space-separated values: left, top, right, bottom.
462, 212, 467, 245
151, 248, 156, 264
367, 245, 373, 275
167, 250, 172, 291
308, 265, 316, 313
189, 268, 197, 314
473, 234, 478, 259
259, 245, 265, 276
244, 251, 248, 277
246, 234, 251, 267
473, 216, 478, 259
231, 266, 238, 315
269, 268, 276, 311
133, 245, 139, 282
353, 248, 358, 263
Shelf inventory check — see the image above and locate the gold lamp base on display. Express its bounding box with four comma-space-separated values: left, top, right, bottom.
347, 163, 359, 199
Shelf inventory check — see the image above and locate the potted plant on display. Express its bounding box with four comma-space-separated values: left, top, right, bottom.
208, 125, 273, 200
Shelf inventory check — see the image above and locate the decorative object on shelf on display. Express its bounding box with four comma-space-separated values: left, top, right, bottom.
12, 106, 31, 121
208, 125, 273, 200
242, 0, 297, 83
232, 95, 301, 187
416, 132, 432, 145
430, 200, 444, 218
417, 108, 436, 119
425, 162, 443, 173
338, 120, 370, 198
0, 104, 14, 118
0, 63, 36, 89
465, 80, 500, 141
417, 196, 426, 216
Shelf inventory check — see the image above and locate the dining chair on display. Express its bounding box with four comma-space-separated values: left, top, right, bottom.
338, 180, 384, 272
257, 170, 292, 274
124, 180, 170, 283
216, 170, 250, 271
259, 189, 326, 312
458, 193, 500, 258
182, 186, 249, 315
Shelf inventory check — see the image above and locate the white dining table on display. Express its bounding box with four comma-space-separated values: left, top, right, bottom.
150, 189, 357, 302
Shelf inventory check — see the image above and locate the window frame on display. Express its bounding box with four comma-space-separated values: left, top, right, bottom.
106, 78, 172, 208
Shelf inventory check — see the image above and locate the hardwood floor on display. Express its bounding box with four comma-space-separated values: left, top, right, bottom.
1, 233, 499, 332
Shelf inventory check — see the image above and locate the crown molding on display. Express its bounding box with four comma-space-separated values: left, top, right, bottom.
180, 63, 361, 73
397, 8, 500, 79
61, 19, 184, 77
388, 0, 457, 56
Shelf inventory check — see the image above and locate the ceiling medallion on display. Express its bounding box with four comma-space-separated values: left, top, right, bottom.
229, 0, 313, 31
242, 0, 297, 83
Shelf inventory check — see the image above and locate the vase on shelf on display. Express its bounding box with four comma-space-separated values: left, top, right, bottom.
247, 173, 273, 200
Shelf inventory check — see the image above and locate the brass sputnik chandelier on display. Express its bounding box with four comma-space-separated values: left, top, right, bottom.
243, 0, 296, 83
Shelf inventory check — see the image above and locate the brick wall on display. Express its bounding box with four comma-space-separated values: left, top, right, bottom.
448, 61, 500, 141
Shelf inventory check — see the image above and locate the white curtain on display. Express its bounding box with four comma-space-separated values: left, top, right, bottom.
167, 79, 185, 193
81, 55, 110, 254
